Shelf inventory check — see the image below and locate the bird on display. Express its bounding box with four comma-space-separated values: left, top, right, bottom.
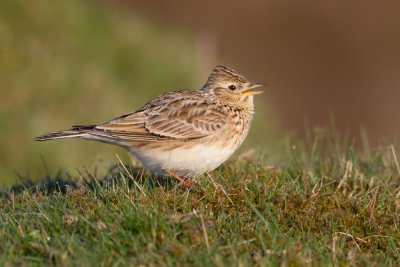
35, 65, 263, 188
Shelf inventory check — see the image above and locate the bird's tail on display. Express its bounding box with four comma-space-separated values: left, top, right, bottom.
34, 125, 97, 141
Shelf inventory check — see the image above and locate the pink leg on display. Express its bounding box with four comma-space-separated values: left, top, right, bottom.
163, 169, 191, 188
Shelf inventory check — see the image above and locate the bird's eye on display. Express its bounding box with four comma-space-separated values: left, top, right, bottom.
228, 85, 236, 91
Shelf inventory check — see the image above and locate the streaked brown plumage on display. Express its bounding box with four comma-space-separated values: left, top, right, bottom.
35, 65, 263, 187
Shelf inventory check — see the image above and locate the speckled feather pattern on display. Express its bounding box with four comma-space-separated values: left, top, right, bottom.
35, 65, 262, 178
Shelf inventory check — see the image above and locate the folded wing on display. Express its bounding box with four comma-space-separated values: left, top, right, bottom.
95, 97, 226, 142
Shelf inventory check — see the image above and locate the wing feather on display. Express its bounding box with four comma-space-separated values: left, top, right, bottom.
92, 91, 227, 141
144, 100, 226, 139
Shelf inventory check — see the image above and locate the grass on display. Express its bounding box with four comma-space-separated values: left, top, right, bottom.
1, 129, 400, 266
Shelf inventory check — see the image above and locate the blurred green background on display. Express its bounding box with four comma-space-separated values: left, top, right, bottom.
0, 0, 277, 185
3, 0, 399, 186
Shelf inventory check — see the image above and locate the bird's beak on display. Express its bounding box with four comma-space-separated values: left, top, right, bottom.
240, 83, 264, 95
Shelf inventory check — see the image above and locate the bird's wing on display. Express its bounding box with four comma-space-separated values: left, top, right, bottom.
94, 98, 227, 141
145, 99, 226, 140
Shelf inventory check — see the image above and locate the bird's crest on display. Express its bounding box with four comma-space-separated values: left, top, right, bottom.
204, 65, 247, 87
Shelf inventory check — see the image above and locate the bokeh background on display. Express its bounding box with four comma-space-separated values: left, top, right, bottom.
1, 0, 399, 185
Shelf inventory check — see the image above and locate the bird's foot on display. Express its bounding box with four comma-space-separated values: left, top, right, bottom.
162, 169, 191, 188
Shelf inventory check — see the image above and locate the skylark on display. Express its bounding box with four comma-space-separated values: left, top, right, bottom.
35, 65, 263, 188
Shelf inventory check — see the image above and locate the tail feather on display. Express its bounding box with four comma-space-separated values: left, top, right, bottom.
34, 125, 96, 141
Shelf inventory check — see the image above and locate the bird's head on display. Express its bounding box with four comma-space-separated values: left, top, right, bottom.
203, 65, 263, 107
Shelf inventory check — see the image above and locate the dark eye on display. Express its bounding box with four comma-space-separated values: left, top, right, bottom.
228, 85, 236, 91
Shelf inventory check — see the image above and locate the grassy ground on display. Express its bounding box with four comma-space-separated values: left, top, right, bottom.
1, 130, 399, 266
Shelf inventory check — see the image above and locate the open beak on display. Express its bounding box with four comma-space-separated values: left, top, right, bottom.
240, 83, 264, 96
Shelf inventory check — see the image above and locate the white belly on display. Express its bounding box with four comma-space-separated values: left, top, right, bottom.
129, 140, 236, 177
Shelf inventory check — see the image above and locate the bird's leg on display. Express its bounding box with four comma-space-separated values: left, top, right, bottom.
163, 169, 191, 188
